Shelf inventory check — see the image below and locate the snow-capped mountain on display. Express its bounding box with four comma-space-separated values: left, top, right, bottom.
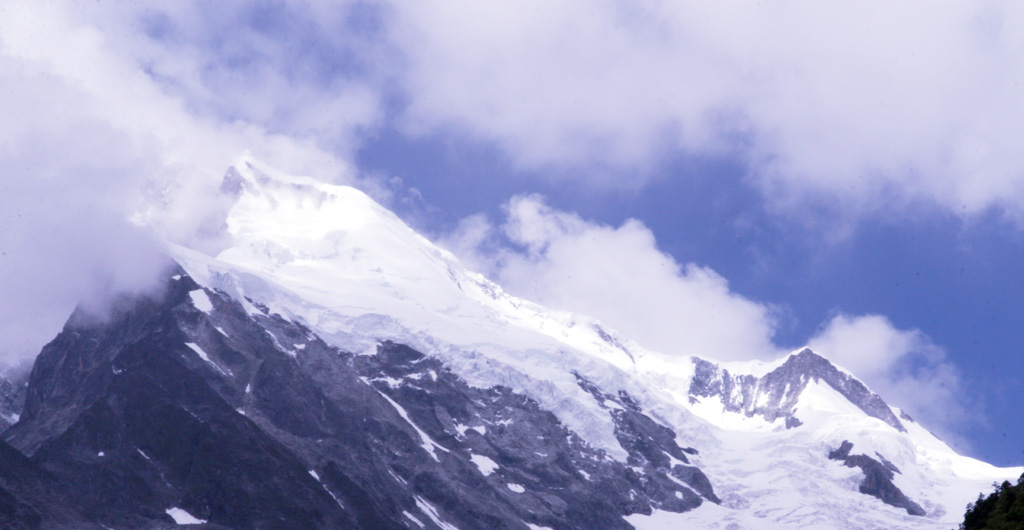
0, 154, 1018, 529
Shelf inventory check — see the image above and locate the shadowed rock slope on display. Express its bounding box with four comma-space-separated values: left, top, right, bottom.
1, 267, 718, 529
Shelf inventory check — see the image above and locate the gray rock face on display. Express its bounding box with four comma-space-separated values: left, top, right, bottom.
0, 439, 104, 530
828, 441, 926, 516
688, 348, 906, 432
6, 271, 353, 529
573, 373, 717, 505
0, 266, 719, 529
0, 371, 27, 431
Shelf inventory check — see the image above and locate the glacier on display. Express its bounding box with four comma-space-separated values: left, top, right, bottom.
148, 152, 1023, 529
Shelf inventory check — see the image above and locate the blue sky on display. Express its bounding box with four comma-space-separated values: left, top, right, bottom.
1, 1, 1023, 466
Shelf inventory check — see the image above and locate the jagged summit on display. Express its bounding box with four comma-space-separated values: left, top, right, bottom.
690, 348, 906, 432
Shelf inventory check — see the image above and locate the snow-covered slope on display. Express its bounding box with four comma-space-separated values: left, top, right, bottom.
169, 154, 1020, 529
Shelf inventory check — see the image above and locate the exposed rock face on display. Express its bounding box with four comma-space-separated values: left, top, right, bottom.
0, 439, 102, 530
829, 440, 926, 516
0, 268, 719, 529
688, 349, 906, 432
573, 373, 717, 505
6, 272, 353, 529
0, 372, 27, 430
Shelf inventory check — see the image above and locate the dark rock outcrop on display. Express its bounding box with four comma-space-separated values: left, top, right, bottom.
829, 440, 925, 516
574, 373, 717, 505
0, 439, 103, 530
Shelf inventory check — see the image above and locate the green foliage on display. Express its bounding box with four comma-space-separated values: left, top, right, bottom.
960, 473, 1024, 530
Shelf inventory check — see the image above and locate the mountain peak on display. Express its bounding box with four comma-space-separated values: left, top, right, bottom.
689, 346, 906, 432
219, 152, 374, 209
790, 346, 825, 362
779, 347, 907, 431
206, 153, 453, 298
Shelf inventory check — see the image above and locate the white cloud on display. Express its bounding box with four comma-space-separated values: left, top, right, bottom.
387, 1, 1024, 218
443, 195, 781, 361
807, 314, 925, 378
66, 1, 385, 153
0, 53, 168, 364
809, 313, 972, 450
0, 1, 369, 363
18, 1, 1024, 222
